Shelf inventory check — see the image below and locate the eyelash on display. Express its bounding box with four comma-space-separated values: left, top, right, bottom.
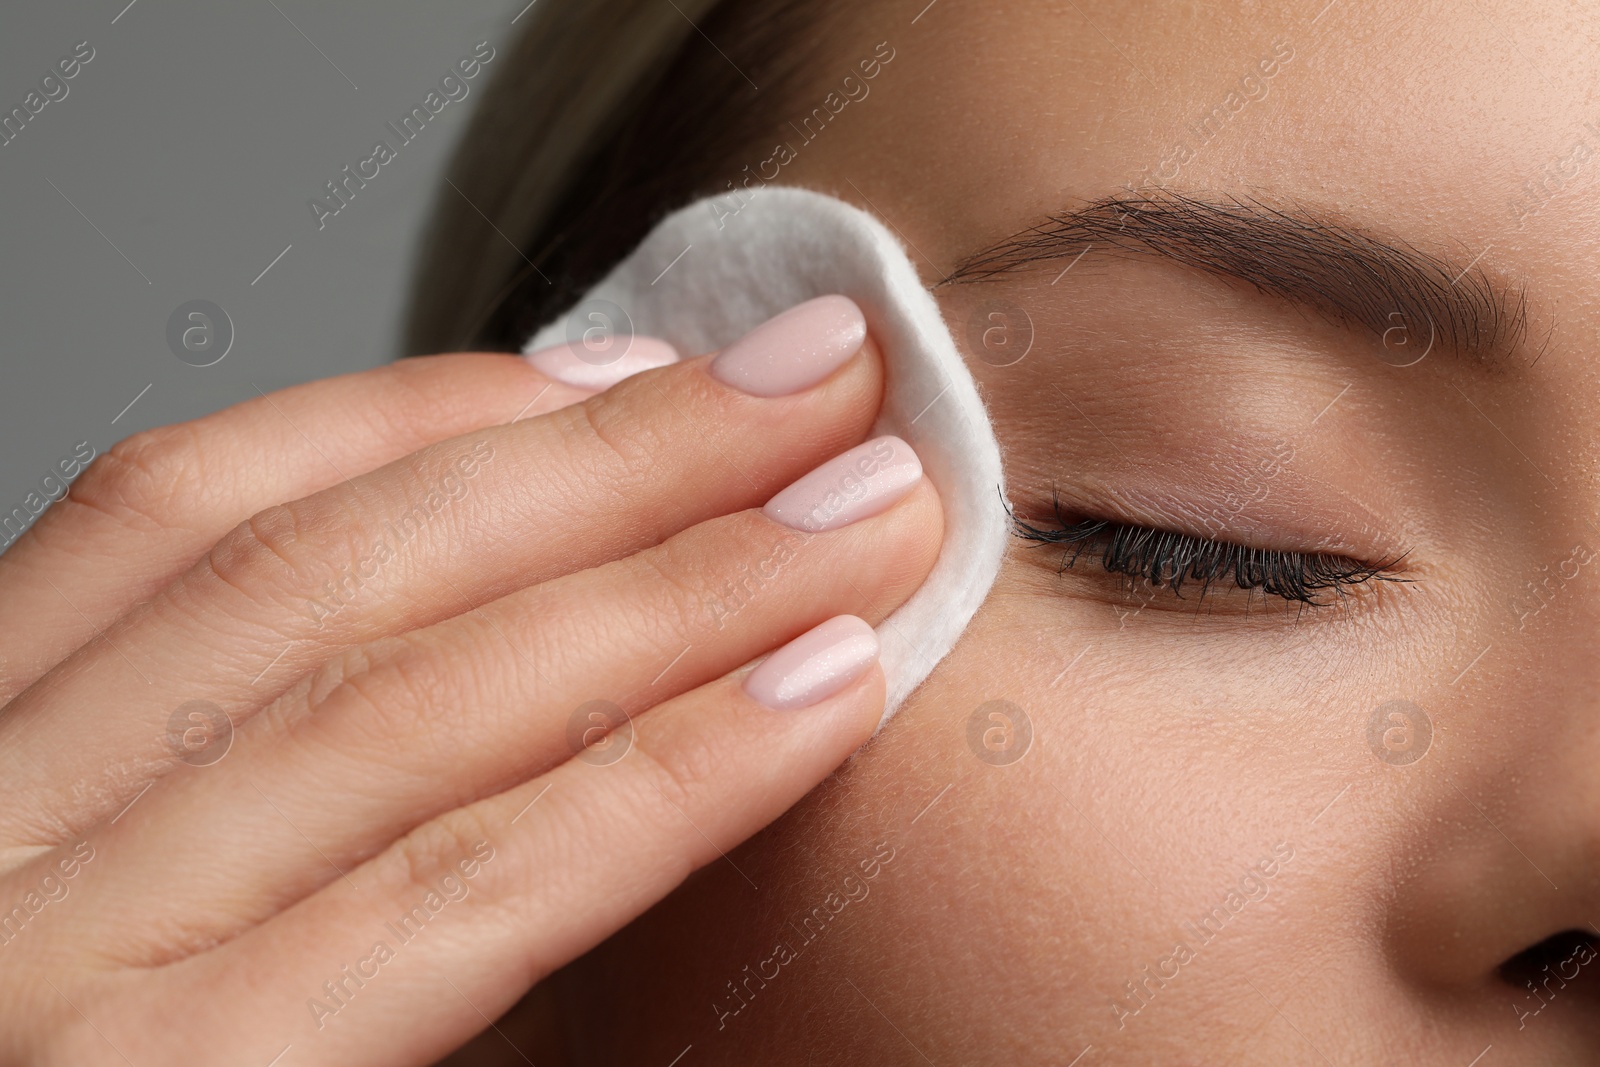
1008, 492, 1404, 606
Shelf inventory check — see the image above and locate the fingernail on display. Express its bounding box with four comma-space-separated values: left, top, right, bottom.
744, 615, 880, 711
763, 435, 922, 532
526, 336, 679, 391
708, 295, 867, 397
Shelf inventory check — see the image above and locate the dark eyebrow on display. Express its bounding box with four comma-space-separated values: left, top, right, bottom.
941, 190, 1535, 367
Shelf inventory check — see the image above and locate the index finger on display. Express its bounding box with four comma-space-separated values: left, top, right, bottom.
0, 351, 594, 701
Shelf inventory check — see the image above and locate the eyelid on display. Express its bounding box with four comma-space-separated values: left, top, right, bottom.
1010, 504, 1407, 607
1045, 469, 1409, 572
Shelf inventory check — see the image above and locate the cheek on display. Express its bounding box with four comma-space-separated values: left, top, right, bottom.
562, 564, 1405, 1060
563, 589, 1135, 1055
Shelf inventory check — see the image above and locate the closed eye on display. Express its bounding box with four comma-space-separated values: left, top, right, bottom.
1007, 490, 1408, 606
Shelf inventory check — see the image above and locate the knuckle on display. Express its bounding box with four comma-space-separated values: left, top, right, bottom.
628, 724, 723, 827
68, 424, 208, 534
568, 392, 664, 494
198, 489, 398, 634
201, 502, 323, 607
300, 639, 396, 710
305, 639, 458, 766
631, 545, 719, 638
390, 804, 496, 897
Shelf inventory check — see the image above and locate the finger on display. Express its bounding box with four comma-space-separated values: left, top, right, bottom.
71, 453, 937, 951
159, 617, 889, 1067
0, 352, 591, 703
0, 301, 880, 844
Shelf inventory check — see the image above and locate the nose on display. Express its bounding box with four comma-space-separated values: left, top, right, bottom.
1381, 614, 1600, 1027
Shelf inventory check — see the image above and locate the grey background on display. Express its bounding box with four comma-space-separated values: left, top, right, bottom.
1, 0, 530, 531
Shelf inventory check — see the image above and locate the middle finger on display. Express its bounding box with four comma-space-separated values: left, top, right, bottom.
70, 439, 940, 959
0, 296, 881, 845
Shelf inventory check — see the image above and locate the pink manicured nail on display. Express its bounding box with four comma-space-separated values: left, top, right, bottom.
744, 615, 880, 710
526, 336, 679, 391
708, 295, 867, 397
763, 435, 922, 532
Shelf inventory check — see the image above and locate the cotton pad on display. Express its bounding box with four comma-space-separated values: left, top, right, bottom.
525, 186, 1007, 729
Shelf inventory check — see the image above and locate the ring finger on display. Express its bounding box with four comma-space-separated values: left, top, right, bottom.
65, 439, 938, 960
0, 297, 881, 845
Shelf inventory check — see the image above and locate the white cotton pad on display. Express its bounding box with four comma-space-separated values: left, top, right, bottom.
525, 186, 1008, 729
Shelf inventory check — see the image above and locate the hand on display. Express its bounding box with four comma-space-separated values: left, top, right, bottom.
0, 295, 943, 1066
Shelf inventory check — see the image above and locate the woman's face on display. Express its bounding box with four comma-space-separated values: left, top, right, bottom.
570, 1, 1600, 1060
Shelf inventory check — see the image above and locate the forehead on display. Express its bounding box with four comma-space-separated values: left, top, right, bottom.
786, 0, 1600, 328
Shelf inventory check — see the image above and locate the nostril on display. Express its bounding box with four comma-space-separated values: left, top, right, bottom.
1497, 929, 1600, 1002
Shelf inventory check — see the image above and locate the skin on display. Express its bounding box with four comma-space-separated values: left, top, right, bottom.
0, 343, 944, 1064
545, 0, 1600, 1063
7, 1, 1596, 1063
